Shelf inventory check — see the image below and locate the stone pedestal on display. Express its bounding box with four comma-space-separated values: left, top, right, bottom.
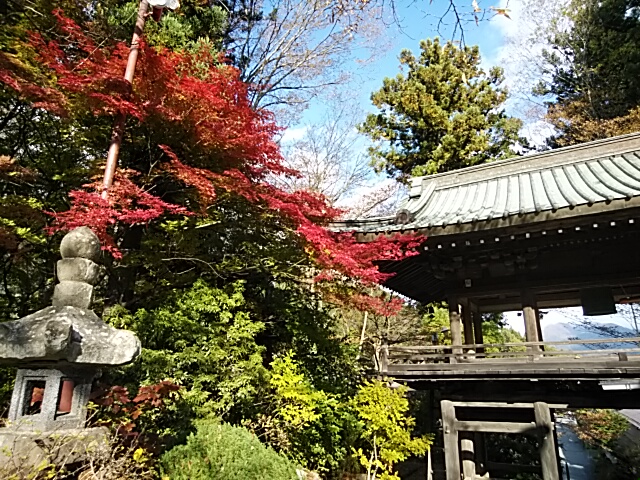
0, 427, 109, 476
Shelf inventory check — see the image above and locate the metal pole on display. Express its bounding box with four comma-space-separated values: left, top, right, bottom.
101, 0, 150, 199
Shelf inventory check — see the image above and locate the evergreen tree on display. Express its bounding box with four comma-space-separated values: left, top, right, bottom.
359, 38, 523, 180
536, 0, 640, 146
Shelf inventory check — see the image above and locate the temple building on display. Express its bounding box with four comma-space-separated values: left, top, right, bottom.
336, 132, 640, 480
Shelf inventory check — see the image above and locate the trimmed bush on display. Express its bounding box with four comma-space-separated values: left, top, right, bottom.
159, 421, 299, 480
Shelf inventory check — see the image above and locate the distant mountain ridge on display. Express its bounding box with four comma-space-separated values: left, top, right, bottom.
543, 322, 636, 351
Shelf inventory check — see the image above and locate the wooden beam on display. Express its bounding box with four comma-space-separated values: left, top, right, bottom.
441, 400, 461, 480
450, 401, 566, 409
443, 389, 640, 410
454, 420, 539, 434
454, 272, 640, 301
551, 410, 563, 478
534, 402, 560, 480
387, 336, 640, 350
485, 461, 542, 475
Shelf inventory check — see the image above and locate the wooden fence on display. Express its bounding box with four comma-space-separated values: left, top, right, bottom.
380, 337, 640, 374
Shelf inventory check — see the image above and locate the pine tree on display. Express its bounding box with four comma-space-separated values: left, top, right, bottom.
359, 38, 523, 180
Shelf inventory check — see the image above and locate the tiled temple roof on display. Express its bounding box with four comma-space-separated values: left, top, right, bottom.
335, 133, 640, 235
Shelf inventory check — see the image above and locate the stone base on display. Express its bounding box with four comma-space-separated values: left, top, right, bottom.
0, 426, 108, 474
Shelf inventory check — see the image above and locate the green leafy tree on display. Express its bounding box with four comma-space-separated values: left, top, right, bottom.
481, 313, 526, 353
535, 0, 640, 146
360, 38, 523, 180
106, 280, 267, 420
269, 352, 327, 430
249, 352, 361, 478
352, 380, 432, 480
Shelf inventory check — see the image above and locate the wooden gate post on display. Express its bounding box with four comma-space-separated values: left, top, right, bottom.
460, 432, 476, 480
441, 400, 461, 480
534, 402, 560, 480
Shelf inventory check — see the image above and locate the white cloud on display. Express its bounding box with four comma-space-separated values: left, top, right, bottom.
280, 126, 308, 143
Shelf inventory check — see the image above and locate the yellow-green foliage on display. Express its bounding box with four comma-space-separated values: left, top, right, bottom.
352, 380, 432, 480
574, 409, 629, 448
270, 352, 327, 429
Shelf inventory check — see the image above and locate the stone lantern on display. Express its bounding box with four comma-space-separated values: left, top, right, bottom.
0, 227, 140, 468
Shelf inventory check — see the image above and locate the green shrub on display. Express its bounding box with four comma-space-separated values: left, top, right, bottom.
159, 421, 299, 480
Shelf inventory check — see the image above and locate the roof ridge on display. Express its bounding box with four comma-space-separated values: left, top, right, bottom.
410, 132, 640, 194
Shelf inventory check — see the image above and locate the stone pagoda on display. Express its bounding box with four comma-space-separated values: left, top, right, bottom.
0, 227, 140, 469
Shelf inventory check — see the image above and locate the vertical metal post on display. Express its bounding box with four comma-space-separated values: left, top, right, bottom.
535, 307, 546, 351
472, 307, 484, 355
474, 432, 487, 475
101, 0, 150, 199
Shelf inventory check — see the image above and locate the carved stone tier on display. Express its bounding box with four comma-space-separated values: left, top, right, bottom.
0, 305, 140, 365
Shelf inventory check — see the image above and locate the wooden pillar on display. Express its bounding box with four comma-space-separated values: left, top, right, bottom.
379, 343, 388, 374
474, 432, 487, 475
535, 307, 545, 352
462, 305, 474, 348
472, 310, 484, 355
534, 402, 560, 480
441, 400, 461, 480
522, 291, 540, 352
460, 432, 476, 480
449, 299, 463, 356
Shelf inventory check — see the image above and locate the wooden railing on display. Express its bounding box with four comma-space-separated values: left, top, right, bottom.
380, 337, 640, 374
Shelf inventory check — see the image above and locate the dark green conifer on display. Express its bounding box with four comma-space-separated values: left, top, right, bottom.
360, 38, 523, 180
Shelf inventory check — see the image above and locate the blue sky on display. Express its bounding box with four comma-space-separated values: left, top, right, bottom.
287, 1, 514, 132
355, 2, 508, 101
280, 1, 529, 207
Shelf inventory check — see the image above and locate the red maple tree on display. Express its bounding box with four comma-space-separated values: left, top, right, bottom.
0, 11, 424, 311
